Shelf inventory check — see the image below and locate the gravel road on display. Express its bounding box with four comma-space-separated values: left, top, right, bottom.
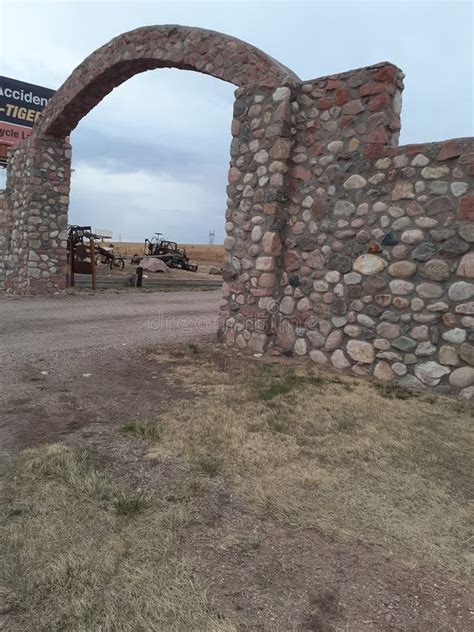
0, 290, 221, 358
0, 290, 221, 455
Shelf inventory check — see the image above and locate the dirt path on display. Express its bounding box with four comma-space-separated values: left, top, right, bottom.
0, 290, 220, 455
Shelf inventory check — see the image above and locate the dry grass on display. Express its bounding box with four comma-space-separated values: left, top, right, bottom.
146, 348, 474, 577
1, 346, 473, 630
114, 242, 225, 265
0, 443, 235, 632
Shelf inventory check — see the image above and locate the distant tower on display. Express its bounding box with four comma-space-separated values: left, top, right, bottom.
208, 230, 215, 245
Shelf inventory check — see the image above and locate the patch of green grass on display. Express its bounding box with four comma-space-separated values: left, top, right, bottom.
194, 454, 223, 477
374, 382, 417, 400
255, 371, 325, 402
121, 421, 161, 443
113, 490, 150, 515
186, 342, 200, 354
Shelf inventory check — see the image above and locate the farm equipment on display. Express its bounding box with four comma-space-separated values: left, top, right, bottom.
95, 244, 125, 270
140, 233, 198, 272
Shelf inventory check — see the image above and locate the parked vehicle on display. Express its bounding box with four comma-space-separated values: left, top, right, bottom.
137, 233, 198, 272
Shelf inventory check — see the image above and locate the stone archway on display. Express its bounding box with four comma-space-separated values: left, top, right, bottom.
0, 25, 299, 353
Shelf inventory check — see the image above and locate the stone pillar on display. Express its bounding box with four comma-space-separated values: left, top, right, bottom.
2, 135, 70, 294
219, 82, 294, 353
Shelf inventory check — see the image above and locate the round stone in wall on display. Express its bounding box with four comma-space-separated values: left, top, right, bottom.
414, 361, 450, 386
449, 367, 474, 388
387, 260, 417, 278
346, 340, 375, 364
343, 174, 367, 189
331, 349, 350, 369
353, 254, 386, 276
448, 281, 474, 302
420, 259, 450, 281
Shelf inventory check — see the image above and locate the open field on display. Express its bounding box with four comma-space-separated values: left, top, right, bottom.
114, 241, 225, 265
1, 322, 472, 631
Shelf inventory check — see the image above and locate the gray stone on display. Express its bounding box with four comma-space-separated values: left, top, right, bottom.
344, 272, 362, 285
343, 174, 367, 189
401, 229, 424, 244
448, 281, 474, 302
458, 224, 474, 243
353, 254, 386, 276
389, 280, 414, 295
420, 259, 450, 281
272, 86, 291, 102
328, 255, 352, 273
449, 367, 474, 388
346, 340, 375, 364
376, 322, 400, 338
280, 296, 295, 315
415, 361, 450, 386
249, 332, 267, 353
459, 343, 474, 366
397, 374, 423, 389
456, 252, 474, 278
392, 336, 416, 352
331, 349, 350, 369
392, 362, 408, 376
325, 329, 343, 351
440, 238, 469, 257
416, 283, 444, 299
450, 182, 468, 197
415, 342, 436, 357
276, 320, 296, 350
374, 361, 394, 381
310, 350, 328, 365
421, 166, 450, 179
455, 302, 474, 315
442, 328, 466, 344
294, 338, 307, 356
388, 261, 417, 278
439, 345, 459, 366
334, 200, 356, 217
412, 242, 438, 262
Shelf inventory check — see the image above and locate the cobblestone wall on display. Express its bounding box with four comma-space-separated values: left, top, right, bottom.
221, 62, 473, 397
0, 25, 472, 396
1, 137, 70, 294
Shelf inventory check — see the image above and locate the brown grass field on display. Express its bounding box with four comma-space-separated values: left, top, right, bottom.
114, 241, 225, 265
1, 343, 473, 631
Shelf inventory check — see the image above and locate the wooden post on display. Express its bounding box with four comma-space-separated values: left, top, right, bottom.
69, 236, 75, 288
136, 265, 143, 288
90, 238, 96, 291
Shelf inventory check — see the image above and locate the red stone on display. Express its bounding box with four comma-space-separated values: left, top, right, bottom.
318, 97, 333, 110
340, 115, 354, 128
326, 78, 342, 90
373, 65, 399, 82
368, 92, 391, 112
335, 88, 349, 105
228, 167, 241, 184
342, 99, 364, 115
459, 153, 474, 164
292, 166, 311, 182
360, 82, 387, 97
363, 144, 384, 159
368, 242, 382, 253
284, 251, 301, 271
367, 128, 388, 144
458, 196, 474, 221
437, 140, 462, 161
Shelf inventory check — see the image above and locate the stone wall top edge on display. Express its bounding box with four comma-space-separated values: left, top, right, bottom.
384, 136, 474, 156
301, 61, 404, 87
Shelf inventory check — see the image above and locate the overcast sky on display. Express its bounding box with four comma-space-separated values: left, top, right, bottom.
0, 0, 472, 243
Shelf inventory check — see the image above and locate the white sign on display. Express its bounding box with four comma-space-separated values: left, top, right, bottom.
94, 228, 113, 239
